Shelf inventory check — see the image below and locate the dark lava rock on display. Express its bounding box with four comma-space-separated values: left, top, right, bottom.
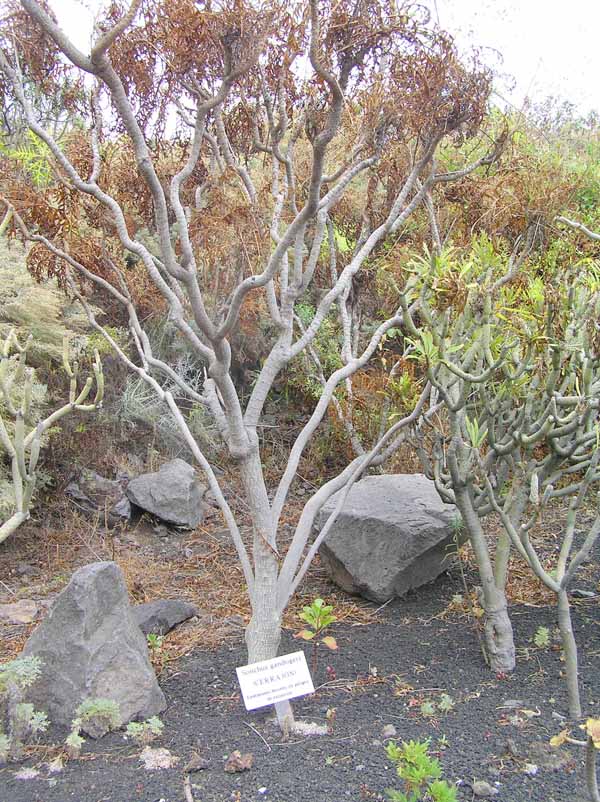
23, 561, 166, 728
315, 473, 461, 602
134, 599, 199, 636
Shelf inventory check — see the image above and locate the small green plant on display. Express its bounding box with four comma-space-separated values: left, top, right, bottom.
65, 727, 85, 759
385, 738, 457, 802
147, 633, 168, 672
147, 633, 165, 650
72, 698, 120, 739
0, 655, 43, 694
0, 656, 48, 763
437, 694, 455, 714
437, 735, 449, 750
295, 598, 338, 676
124, 716, 164, 746
420, 701, 436, 718
534, 626, 551, 649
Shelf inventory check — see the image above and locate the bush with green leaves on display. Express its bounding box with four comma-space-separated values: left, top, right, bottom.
385, 738, 457, 802
0, 655, 49, 763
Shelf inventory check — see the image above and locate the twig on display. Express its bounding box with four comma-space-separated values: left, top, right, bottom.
455, 542, 489, 667
373, 598, 394, 615
183, 774, 194, 802
244, 721, 272, 752
0, 580, 16, 596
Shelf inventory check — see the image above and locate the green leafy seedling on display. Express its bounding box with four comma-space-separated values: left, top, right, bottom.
385, 738, 457, 802
125, 716, 164, 746
534, 626, 550, 649
295, 598, 338, 677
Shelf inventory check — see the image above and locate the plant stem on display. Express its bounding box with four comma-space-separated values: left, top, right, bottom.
587, 738, 600, 802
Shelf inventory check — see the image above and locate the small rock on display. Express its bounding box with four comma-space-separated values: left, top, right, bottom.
140, 747, 179, 770
523, 763, 538, 776
0, 599, 39, 624
65, 470, 131, 526
258, 788, 268, 795
290, 720, 327, 735
224, 750, 254, 773
47, 756, 64, 774
15, 562, 39, 577
381, 724, 397, 739
472, 780, 499, 797
134, 599, 199, 636
15, 767, 39, 780
184, 754, 209, 773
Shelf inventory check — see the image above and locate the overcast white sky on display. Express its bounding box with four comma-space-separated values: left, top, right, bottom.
49, 0, 600, 116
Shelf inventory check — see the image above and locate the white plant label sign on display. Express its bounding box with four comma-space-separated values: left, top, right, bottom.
236, 651, 315, 711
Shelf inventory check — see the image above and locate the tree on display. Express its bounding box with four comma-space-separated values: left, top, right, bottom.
0, 0, 499, 730
398, 234, 600, 677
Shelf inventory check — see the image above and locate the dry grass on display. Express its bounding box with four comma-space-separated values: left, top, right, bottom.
0, 486, 378, 665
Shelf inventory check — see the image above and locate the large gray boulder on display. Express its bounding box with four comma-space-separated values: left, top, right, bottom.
126, 458, 207, 528
316, 474, 461, 603
23, 562, 166, 729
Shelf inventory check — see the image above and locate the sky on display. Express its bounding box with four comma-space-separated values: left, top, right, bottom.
48, 0, 600, 117
425, 0, 600, 117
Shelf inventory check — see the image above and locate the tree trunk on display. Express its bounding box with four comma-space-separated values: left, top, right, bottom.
456, 488, 516, 673
557, 588, 582, 719
240, 449, 296, 734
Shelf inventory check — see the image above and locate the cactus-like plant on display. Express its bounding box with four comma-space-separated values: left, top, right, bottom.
0, 330, 103, 543
402, 236, 600, 712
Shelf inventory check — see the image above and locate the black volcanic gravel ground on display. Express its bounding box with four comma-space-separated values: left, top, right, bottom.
2, 570, 599, 802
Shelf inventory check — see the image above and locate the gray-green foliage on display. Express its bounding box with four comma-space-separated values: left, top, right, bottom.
0, 235, 102, 524
0, 237, 93, 365
118, 317, 217, 451
71, 697, 121, 740
0, 656, 48, 764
